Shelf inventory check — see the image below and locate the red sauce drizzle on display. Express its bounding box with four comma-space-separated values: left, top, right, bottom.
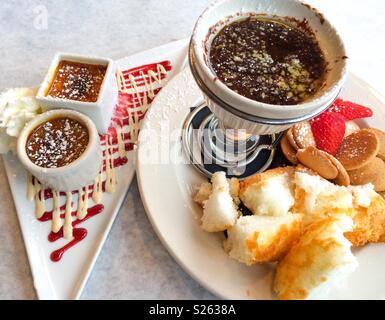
47, 204, 104, 242
47, 204, 104, 262
50, 228, 88, 262
44, 204, 104, 262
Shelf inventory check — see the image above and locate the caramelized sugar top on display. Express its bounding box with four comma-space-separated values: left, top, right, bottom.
47, 60, 107, 102
26, 117, 89, 168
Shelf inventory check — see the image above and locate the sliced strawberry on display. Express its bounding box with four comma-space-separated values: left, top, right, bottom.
328, 98, 373, 120
310, 112, 346, 156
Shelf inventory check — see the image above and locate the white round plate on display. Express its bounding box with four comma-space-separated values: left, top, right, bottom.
137, 67, 385, 300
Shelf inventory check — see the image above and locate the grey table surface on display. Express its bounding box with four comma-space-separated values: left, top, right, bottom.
1, 0, 385, 299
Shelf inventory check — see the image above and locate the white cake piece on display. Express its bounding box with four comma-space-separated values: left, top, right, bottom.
194, 177, 240, 206
224, 213, 302, 265
229, 177, 240, 205
193, 181, 212, 207
274, 215, 358, 300
348, 184, 378, 208
201, 172, 238, 232
294, 171, 353, 224
240, 167, 295, 217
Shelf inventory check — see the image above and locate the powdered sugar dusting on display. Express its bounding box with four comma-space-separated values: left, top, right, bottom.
47, 60, 107, 102
26, 117, 89, 168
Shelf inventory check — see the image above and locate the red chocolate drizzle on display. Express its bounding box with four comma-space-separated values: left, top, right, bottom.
48, 204, 104, 242
50, 229, 87, 262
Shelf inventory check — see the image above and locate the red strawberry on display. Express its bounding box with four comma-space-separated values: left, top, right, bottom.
328, 98, 373, 120
310, 112, 346, 156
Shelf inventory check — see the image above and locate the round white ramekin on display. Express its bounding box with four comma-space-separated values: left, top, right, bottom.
190, 0, 347, 134
17, 109, 102, 191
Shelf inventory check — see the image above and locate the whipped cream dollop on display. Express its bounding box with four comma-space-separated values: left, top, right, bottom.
0, 88, 41, 153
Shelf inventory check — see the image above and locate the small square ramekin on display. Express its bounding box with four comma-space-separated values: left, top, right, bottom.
36, 52, 118, 133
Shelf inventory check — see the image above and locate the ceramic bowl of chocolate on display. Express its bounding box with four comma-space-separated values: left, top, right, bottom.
190, 0, 347, 134
17, 109, 102, 191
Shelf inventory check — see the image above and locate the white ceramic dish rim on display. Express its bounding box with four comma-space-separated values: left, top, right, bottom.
191, 0, 348, 117
36, 52, 114, 107
17, 109, 100, 174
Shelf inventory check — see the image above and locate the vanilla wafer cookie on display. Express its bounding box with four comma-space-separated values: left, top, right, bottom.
336, 129, 380, 171
292, 122, 316, 149
367, 128, 385, 160
296, 146, 338, 180
372, 170, 385, 192
325, 153, 350, 186
280, 134, 298, 165
348, 157, 383, 185
286, 127, 299, 151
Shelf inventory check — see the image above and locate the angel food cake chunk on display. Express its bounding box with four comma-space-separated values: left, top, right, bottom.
195, 168, 303, 263
293, 167, 385, 246
193, 166, 385, 299
199, 172, 239, 232
345, 185, 385, 246
224, 214, 302, 264
274, 215, 358, 300
239, 167, 296, 216
293, 169, 354, 224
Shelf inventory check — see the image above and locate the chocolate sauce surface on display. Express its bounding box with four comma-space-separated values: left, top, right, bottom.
26, 117, 89, 168
209, 17, 327, 105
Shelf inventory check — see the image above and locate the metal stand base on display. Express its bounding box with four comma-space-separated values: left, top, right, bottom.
182, 101, 283, 179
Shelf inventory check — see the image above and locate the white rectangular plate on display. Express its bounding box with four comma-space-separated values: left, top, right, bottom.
3, 38, 189, 299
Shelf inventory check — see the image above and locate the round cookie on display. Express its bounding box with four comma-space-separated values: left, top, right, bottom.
336, 129, 380, 171
286, 128, 299, 150
325, 153, 350, 186
367, 128, 385, 160
372, 164, 385, 192
292, 122, 316, 149
348, 157, 385, 185
280, 134, 298, 165
296, 146, 338, 180
344, 121, 360, 137
348, 157, 384, 185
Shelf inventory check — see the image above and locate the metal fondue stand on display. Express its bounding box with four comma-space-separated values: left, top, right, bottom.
182, 40, 338, 179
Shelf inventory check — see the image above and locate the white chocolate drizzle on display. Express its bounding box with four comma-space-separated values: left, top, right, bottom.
52, 191, 62, 233
105, 137, 117, 193
92, 172, 103, 204
77, 186, 88, 220
27, 174, 35, 201
129, 73, 148, 113
116, 63, 167, 116
129, 111, 140, 143
34, 183, 45, 219
63, 192, 73, 239
116, 70, 125, 94
116, 126, 126, 158
141, 64, 167, 99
